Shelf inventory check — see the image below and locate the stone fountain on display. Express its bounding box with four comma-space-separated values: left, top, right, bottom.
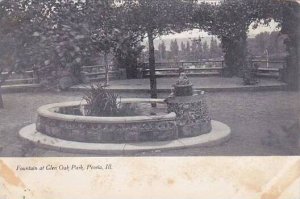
19, 73, 230, 155
165, 72, 212, 138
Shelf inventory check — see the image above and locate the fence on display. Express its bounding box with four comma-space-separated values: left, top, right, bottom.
1, 59, 286, 86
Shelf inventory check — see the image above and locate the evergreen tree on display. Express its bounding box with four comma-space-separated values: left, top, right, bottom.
191, 39, 198, 60
180, 41, 186, 60
180, 41, 186, 52
209, 37, 219, 58
186, 41, 191, 53
197, 38, 203, 59
170, 39, 179, 59
203, 41, 209, 59
158, 41, 167, 60
190, 38, 204, 60
255, 32, 269, 56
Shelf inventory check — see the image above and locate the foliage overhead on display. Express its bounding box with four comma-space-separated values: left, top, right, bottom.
0, 0, 298, 80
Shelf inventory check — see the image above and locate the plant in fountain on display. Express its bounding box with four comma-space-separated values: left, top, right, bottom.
83, 83, 120, 116
83, 83, 138, 117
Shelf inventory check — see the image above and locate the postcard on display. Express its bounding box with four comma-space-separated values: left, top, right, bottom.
0, 0, 299, 198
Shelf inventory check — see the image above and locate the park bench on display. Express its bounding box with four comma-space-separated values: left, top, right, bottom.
81, 65, 125, 83
3, 78, 37, 85
141, 60, 285, 80
256, 67, 281, 78
1, 70, 39, 86
251, 60, 286, 80
142, 67, 223, 78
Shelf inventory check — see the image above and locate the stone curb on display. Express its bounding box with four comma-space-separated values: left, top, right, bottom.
19, 120, 231, 155
37, 99, 174, 123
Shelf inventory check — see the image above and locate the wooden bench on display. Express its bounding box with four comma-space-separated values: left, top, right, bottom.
256, 67, 282, 78
1, 70, 38, 86
3, 78, 37, 85
81, 65, 122, 83
142, 67, 223, 78
142, 66, 283, 79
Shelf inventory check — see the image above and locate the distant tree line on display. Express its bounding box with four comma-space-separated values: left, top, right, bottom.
146, 30, 286, 63
248, 31, 286, 60
154, 37, 222, 62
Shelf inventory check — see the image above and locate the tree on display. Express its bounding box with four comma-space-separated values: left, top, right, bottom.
0, 0, 52, 108
211, 0, 251, 76
205, 0, 285, 77
209, 37, 219, 58
170, 39, 179, 60
191, 39, 197, 60
185, 40, 191, 60
231, 0, 298, 88
254, 32, 270, 55
180, 41, 186, 52
202, 41, 209, 59
0, 0, 94, 90
82, 0, 120, 86
158, 41, 167, 60
180, 41, 186, 59
196, 37, 204, 59
113, 31, 145, 79
124, 0, 195, 99
186, 41, 191, 54
280, 1, 300, 90
268, 31, 285, 57
35, 1, 89, 86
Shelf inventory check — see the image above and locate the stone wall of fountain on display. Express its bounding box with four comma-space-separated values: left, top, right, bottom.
165, 73, 212, 137
35, 74, 212, 144
19, 73, 230, 154
36, 100, 178, 143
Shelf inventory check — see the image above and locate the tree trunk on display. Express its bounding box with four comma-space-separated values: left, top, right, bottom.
0, 69, 3, 108
0, 68, 14, 109
221, 35, 247, 77
238, 34, 248, 77
104, 53, 109, 86
0, 86, 3, 109
221, 37, 235, 77
147, 30, 157, 101
126, 64, 138, 79
122, 57, 138, 79
282, 2, 300, 90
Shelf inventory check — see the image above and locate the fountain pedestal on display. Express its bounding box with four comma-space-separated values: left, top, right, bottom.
165, 73, 212, 137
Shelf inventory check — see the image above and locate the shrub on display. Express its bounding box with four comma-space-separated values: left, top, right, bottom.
82, 84, 139, 116
83, 83, 120, 116
243, 59, 258, 85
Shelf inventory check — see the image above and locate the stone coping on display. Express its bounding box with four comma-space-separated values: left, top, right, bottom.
37, 98, 176, 123
19, 120, 231, 155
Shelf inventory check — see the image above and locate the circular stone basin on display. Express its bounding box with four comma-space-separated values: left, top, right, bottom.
36, 98, 178, 143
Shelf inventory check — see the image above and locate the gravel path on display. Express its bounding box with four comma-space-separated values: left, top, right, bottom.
0, 90, 299, 157
72, 77, 286, 91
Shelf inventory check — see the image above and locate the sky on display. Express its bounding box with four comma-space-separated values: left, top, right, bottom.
160, 20, 280, 40
159, 0, 284, 40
